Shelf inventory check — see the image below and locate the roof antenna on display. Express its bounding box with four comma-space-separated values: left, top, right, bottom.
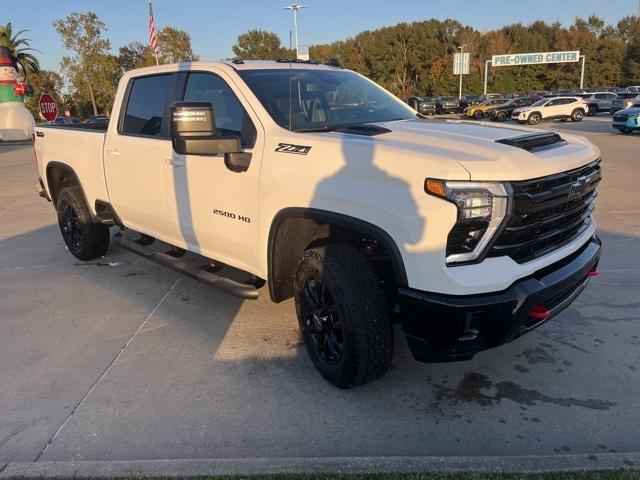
288, 29, 293, 131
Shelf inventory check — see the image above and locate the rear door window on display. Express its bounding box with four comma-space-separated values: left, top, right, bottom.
121, 74, 176, 137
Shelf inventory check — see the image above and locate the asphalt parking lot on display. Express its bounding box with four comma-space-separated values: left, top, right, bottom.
1, 115, 639, 474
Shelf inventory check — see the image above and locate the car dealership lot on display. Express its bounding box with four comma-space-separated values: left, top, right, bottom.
0, 117, 638, 471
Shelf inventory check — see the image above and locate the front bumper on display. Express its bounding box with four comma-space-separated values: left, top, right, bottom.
397, 236, 601, 362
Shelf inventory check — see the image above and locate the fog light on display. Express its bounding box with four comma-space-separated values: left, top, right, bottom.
587, 267, 598, 278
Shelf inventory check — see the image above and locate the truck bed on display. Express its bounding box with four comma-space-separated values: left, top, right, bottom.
34, 125, 109, 213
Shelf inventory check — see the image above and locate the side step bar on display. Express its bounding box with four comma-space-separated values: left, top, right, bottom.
113, 233, 259, 300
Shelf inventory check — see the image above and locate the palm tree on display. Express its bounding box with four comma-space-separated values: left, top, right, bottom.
0, 22, 40, 78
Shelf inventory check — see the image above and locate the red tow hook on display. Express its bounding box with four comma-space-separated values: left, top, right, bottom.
586, 267, 599, 278
528, 305, 550, 320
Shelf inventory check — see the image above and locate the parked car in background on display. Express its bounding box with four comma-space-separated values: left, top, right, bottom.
458, 94, 482, 110
49, 117, 73, 125
532, 91, 549, 99
435, 96, 459, 114
512, 96, 587, 125
406, 96, 436, 115
83, 115, 110, 126
612, 105, 640, 134
625, 86, 640, 93
487, 97, 536, 122
610, 93, 640, 114
480, 93, 503, 101
581, 92, 617, 115
464, 98, 506, 119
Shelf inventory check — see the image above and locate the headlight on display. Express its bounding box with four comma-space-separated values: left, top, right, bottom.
425, 179, 509, 264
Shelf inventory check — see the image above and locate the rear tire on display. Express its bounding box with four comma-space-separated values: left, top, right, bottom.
587, 105, 597, 116
571, 108, 584, 122
497, 111, 508, 122
56, 186, 110, 261
293, 243, 393, 388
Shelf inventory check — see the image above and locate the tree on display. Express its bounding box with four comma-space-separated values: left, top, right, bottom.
0, 22, 40, 79
53, 12, 118, 116
118, 41, 154, 73
232, 29, 292, 60
156, 26, 199, 64
23, 70, 63, 119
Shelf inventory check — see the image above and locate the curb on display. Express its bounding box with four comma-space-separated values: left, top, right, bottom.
1, 453, 638, 478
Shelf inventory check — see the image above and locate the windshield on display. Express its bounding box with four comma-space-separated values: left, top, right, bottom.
530, 99, 548, 107
238, 69, 416, 131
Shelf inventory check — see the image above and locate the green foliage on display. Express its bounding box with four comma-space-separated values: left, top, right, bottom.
23, 69, 63, 119
306, 15, 640, 97
53, 12, 118, 116
156, 26, 199, 64
0, 22, 40, 78
232, 29, 294, 60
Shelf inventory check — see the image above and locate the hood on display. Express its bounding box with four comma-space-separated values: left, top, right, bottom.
356, 119, 600, 181
616, 107, 640, 115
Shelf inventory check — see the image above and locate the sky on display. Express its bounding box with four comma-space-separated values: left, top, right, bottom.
4, 0, 639, 73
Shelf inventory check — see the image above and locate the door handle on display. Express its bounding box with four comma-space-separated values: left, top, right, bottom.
165, 158, 185, 167
106, 148, 121, 157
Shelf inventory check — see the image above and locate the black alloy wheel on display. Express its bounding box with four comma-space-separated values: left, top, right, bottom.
61, 203, 83, 253
300, 278, 343, 365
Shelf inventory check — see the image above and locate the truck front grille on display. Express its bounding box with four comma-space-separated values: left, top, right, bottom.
488, 160, 601, 264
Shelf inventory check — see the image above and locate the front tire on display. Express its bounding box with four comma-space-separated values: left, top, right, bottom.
294, 243, 393, 388
571, 108, 584, 122
497, 111, 508, 122
56, 186, 110, 261
527, 112, 541, 125
473, 110, 483, 120
587, 105, 597, 116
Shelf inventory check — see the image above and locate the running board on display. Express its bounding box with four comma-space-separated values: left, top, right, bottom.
113, 233, 259, 300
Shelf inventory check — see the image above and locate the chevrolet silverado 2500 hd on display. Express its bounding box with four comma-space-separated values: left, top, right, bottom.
34, 60, 602, 388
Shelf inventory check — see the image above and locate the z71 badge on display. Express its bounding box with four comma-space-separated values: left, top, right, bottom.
275, 143, 311, 155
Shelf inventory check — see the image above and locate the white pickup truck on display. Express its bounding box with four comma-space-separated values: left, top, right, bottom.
34, 60, 602, 388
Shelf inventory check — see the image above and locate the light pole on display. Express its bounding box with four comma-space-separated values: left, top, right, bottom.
458, 45, 466, 100
284, 4, 305, 59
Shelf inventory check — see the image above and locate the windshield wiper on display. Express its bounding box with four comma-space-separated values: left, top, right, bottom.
294, 125, 344, 133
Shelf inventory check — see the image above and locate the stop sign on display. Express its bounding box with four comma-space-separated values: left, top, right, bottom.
38, 94, 57, 122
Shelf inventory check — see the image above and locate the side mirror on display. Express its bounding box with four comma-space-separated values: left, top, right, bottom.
170, 102, 251, 172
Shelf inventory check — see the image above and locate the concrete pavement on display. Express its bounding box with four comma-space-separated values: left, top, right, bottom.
0, 118, 639, 475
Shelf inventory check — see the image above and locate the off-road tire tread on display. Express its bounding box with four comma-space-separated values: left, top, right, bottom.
294, 243, 393, 388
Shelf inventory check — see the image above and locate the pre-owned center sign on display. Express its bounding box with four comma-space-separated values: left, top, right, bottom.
491, 50, 580, 67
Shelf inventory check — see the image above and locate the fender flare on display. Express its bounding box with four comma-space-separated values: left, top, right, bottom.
267, 207, 408, 302
45, 161, 89, 208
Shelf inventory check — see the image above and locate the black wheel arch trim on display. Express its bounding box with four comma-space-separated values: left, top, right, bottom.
267, 207, 409, 302
45, 161, 90, 209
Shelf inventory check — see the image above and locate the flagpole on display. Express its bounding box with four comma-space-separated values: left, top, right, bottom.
148, 0, 159, 66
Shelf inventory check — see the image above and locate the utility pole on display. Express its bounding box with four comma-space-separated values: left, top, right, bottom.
284, 4, 306, 59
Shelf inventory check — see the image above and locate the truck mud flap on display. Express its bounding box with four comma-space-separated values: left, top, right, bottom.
113, 233, 260, 300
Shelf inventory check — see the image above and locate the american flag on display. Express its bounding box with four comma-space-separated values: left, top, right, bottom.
148, 0, 160, 56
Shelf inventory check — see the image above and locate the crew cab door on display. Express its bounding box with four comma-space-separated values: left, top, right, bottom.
163, 70, 262, 272
104, 72, 179, 239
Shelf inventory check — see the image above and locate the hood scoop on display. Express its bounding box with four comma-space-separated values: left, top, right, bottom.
335, 124, 392, 136
496, 132, 567, 152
